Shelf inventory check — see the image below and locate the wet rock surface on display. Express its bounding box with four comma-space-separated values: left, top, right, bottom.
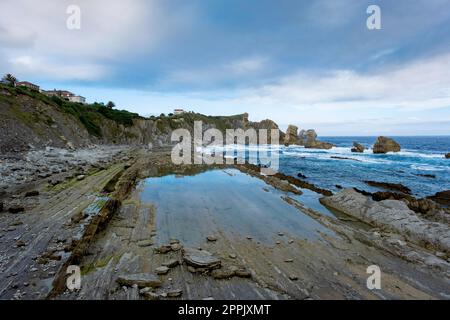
351, 142, 365, 153
320, 189, 450, 254
183, 248, 221, 270
1, 149, 449, 300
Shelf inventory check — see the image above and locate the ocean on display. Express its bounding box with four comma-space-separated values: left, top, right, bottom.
279, 136, 450, 198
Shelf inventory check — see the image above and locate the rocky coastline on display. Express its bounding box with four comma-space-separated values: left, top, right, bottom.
1, 90, 449, 300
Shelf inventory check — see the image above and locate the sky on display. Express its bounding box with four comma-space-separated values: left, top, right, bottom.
1, 0, 450, 135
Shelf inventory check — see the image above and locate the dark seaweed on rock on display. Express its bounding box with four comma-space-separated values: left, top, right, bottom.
242, 162, 333, 196
364, 180, 412, 194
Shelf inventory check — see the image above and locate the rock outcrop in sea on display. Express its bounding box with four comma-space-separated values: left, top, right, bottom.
351, 142, 365, 153
282, 126, 333, 149
295, 129, 334, 149
373, 136, 401, 154
445, 153, 450, 159
283, 125, 299, 145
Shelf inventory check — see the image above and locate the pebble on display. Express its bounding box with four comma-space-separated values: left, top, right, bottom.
206, 235, 218, 242
137, 240, 153, 247
155, 266, 170, 275
167, 289, 182, 298
16, 240, 26, 247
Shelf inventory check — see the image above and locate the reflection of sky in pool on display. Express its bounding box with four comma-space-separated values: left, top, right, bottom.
140, 169, 335, 246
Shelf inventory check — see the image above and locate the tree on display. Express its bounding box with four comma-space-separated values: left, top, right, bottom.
2, 73, 17, 87
106, 101, 115, 109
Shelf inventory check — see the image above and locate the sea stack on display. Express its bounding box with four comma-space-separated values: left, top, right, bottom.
299, 129, 334, 150
351, 142, 365, 153
373, 136, 401, 154
283, 125, 299, 145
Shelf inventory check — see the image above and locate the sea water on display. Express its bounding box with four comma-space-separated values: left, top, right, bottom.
279, 136, 450, 197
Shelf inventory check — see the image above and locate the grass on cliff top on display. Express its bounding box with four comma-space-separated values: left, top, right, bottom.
0, 84, 141, 137
1, 83, 246, 137
150, 112, 245, 133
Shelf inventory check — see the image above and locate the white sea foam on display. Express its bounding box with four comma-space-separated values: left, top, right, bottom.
200, 144, 448, 166
410, 164, 447, 171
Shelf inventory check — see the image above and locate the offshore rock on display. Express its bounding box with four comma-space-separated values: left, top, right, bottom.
373, 136, 401, 154
351, 142, 365, 153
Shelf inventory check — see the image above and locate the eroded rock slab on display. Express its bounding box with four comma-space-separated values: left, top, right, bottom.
183, 247, 221, 269
320, 189, 450, 254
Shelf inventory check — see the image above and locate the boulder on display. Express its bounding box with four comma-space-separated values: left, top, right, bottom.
320, 189, 450, 253
283, 125, 299, 145
167, 289, 183, 298
155, 266, 169, 275
373, 136, 401, 154
183, 247, 221, 270
445, 153, 450, 159
116, 273, 162, 288
351, 142, 365, 153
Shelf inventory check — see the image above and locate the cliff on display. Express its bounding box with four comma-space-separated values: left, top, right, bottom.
0, 85, 282, 153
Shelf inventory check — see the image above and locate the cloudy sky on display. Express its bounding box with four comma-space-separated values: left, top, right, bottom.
1, 0, 450, 135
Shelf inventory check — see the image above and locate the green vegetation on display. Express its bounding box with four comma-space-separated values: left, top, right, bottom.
148, 111, 244, 133
0, 83, 140, 137
1, 73, 17, 87
1, 82, 246, 138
